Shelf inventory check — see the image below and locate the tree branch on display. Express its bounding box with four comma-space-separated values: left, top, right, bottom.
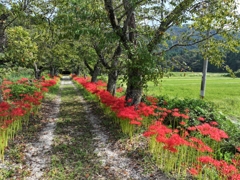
84, 60, 93, 74
153, 30, 220, 56
147, 0, 195, 52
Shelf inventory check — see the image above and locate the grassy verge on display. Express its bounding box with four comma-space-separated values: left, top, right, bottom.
145, 73, 240, 118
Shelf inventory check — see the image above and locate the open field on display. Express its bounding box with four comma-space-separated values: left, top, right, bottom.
146, 72, 240, 119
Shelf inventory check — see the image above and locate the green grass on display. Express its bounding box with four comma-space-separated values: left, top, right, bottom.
3, 68, 34, 82
145, 72, 240, 118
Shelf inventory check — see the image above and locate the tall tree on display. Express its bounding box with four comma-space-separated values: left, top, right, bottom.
103, 0, 240, 105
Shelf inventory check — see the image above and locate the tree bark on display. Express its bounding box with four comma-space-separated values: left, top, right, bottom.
123, 0, 143, 106
95, 43, 122, 96
91, 61, 101, 83
50, 65, 55, 78
0, 81, 3, 102
0, 14, 8, 53
33, 61, 43, 79
75, 65, 81, 76
106, 44, 121, 96
84, 59, 101, 82
0, 14, 9, 103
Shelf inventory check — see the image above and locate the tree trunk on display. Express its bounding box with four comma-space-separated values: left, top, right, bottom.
33, 62, 42, 80
75, 65, 81, 76
107, 44, 121, 96
0, 14, 8, 103
0, 85, 3, 102
125, 66, 143, 106
91, 61, 101, 83
50, 66, 55, 78
123, 0, 143, 106
107, 71, 117, 96
0, 14, 8, 53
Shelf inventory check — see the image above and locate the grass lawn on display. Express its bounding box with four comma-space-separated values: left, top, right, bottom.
145, 72, 240, 118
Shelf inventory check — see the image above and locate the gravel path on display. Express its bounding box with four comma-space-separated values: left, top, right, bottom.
24, 82, 62, 179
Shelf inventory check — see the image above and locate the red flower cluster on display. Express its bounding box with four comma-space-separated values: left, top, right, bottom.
73, 76, 238, 179
143, 121, 213, 153
40, 79, 57, 87
0, 76, 58, 160
146, 96, 158, 105
198, 156, 239, 179
196, 123, 229, 141
73, 77, 158, 126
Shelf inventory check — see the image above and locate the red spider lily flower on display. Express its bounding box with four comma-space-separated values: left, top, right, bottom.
130, 120, 142, 126
95, 80, 107, 87
161, 112, 168, 118
143, 121, 172, 139
181, 114, 189, 119
166, 109, 172, 113
179, 121, 186, 126
0, 102, 10, 111
162, 108, 167, 111
172, 111, 181, 117
198, 117, 205, 122
219, 162, 238, 177
173, 129, 179, 133
188, 168, 199, 176
41, 87, 49, 92
198, 156, 215, 164
231, 159, 240, 167
166, 133, 188, 146
209, 121, 218, 126
196, 123, 229, 141
14, 101, 32, 110
1, 80, 13, 86
163, 145, 178, 153
198, 156, 239, 178
163, 133, 189, 153
172, 108, 179, 112
17, 78, 29, 83
188, 137, 213, 153
231, 174, 240, 180
3, 88, 11, 94
187, 126, 197, 131
157, 118, 164, 122
137, 103, 156, 117
156, 135, 168, 143
146, 96, 158, 105
2, 119, 13, 128
41, 79, 57, 87
117, 106, 141, 121
116, 87, 124, 93
0, 102, 10, 116
143, 131, 157, 137
11, 107, 25, 117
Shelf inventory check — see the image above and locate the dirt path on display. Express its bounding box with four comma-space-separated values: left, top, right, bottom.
0, 77, 174, 180
70, 79, 173, 180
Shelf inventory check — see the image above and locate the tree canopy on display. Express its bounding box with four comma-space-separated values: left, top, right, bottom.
1, 0, 240, 104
